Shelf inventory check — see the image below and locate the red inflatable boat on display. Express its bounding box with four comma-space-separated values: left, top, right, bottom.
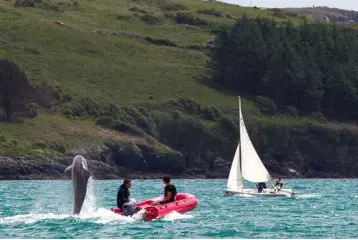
111, 192, 198, 221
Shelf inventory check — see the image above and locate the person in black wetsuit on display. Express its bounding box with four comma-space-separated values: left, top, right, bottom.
117, 179, 141, 216
117, 179, 132, 210
256, 182, 267, 193
273, 177, 283, 192
151, 175, 177, 206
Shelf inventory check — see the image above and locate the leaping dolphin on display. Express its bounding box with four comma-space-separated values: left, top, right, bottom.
64, 155, 92, 215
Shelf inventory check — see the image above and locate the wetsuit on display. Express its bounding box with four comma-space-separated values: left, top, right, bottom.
117, 184, 130, 210
159, 184, 177, 204
257, 182, 267, 193
274, 181, 283, 188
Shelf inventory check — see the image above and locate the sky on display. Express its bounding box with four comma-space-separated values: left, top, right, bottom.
220, 0, 358, 11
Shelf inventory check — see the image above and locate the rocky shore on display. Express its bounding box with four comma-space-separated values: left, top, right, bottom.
0, 155, 229, 180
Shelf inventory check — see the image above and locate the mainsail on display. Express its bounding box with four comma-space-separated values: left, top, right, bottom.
239, 97, 272, 183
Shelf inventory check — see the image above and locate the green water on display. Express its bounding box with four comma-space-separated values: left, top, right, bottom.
0, 179, 357, 238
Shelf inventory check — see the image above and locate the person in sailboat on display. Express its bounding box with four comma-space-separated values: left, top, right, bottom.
273, 177, 283, 192
256, 182, 267, 193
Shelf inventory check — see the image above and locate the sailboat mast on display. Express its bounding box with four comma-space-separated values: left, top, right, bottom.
238, 96, 244, 188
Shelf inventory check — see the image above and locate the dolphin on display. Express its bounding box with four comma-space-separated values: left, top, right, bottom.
64, 155, 92, 215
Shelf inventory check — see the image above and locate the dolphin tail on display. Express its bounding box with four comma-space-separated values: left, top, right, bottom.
64, 165, 72, 173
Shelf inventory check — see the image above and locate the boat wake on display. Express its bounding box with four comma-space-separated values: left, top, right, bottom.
295, 193, 321, 199
162, 211, 194, 221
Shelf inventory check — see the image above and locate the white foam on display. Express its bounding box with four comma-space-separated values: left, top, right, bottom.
81, 176, 97, 214
0, 213, 71, 225
162, 211, 194, 221
0, 177, 138, 225
296, 193, 321, 198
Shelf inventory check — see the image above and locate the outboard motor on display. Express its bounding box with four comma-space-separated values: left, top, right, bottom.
122, 199, 138, 216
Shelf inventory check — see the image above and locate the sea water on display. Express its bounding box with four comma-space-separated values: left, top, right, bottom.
0, 178, 357, 238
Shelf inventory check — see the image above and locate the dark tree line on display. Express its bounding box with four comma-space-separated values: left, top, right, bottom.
0, 59, 31, 121
211, 15, 358, 120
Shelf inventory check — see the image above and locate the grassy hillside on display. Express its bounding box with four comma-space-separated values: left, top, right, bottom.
0, 0, 354, 164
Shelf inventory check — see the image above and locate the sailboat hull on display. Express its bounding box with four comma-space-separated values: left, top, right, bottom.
224, 188, 295, 197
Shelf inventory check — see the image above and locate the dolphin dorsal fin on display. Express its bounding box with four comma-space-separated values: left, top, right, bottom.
64, 165, 72, 173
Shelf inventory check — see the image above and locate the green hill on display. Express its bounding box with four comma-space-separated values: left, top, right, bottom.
1, 0, 358, 179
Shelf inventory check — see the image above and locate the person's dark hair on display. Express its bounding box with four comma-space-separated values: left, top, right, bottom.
162, 175, 171, 184
123, 179, 131, 184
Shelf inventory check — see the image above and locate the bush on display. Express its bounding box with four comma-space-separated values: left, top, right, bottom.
197, 8, 223, 17
285, 105, 298, 117
48, 142, 67, 154
110, 120, 145, 136
14, 0, 42, 7
256, 96, 278, 115
171, 110, 183, 120
129, 6, 148, 14
96, 116, 115, 127
24, 103, 38, 118
176, 98, 202, 114
175, 12, 209, 26
120, 106, 158, 136
103, 103, 119, 117
164, 13, 175, 19
65, 98, 102, 117
0, 59, 32, 121
139, 14, 162, 24
145, 37, 177, 47
218, 116, 237, 133
201, 106, 221, 121
312, 112, 327, 122
226, 13, 233, 19
161, 3, 188, 11
117, 15, 132, 21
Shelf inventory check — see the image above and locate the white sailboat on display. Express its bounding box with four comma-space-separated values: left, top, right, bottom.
224, 96, 295, 197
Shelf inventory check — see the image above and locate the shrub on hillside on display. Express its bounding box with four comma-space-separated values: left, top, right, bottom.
312, 112, 327, 122
201, 106, 221, 121
63, 98, 103, 117
164, 13, 175, 19
0, 59, 32, 121
175, 98, 202, 114
96, 116, 114, 127
256, 96, 278, 115
14, 0, 42, 7
110, 120, 145, 136
175, 12, 209, 26
145, 37, 177, 47
129, 6, 148, 14
171, 110, 183, 120
139, 14, 162, 24
285, 105, 298, 117
24, 103, 38, 118
218, 116, 237, 133
197, 8, 223, 17
161, 3, 188, 11
120, 106, 158, 136
117, 15, 132, 21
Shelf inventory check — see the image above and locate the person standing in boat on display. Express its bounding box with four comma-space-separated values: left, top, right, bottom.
151, 175, 177, 206
117, 179, 141, 216
256, 182, 267, 193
